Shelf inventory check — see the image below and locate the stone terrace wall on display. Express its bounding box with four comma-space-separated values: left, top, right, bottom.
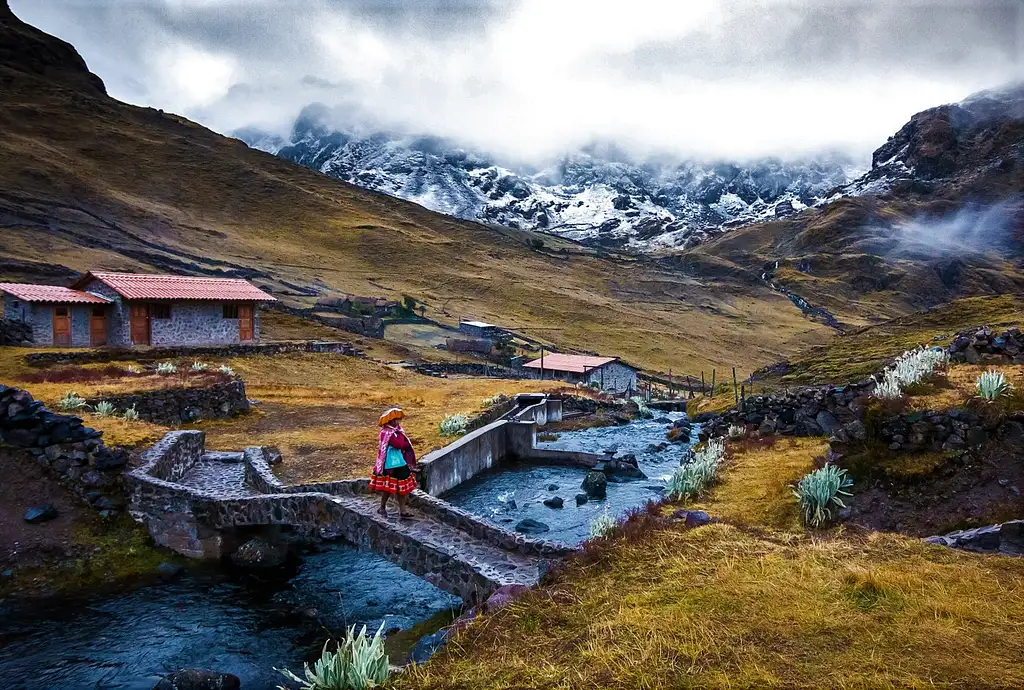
0, 385, 128, 515
85, 380, 249, 425
24, 340, 362, 367
0, 317, 33, 345
949, 327, 1024, 364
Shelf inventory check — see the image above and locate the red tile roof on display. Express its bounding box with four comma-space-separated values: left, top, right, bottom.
0, 283, 110, 304
522, 354, 619, 373
73, 272, 276, 302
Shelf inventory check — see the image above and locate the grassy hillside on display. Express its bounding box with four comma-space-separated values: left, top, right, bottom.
0, 2, 832, 377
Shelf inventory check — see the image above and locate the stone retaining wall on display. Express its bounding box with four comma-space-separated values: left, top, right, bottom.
85, 380, 250, 425
0, 385, 128, 515
414, 362, 527, 379
0, 317, 33, 345
24, 340, 362, 367
949, 327, 1024, 364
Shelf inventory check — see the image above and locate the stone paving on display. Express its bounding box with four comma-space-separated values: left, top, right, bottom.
178, 460, 259, 499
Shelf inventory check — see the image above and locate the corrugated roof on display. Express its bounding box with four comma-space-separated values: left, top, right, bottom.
461, 320, 497, 328
73, 272, 276, 302
0, 283, 110, 304
522, 353, 618, 373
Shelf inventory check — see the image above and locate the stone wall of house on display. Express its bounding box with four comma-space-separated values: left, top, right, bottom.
587, 362, 637, 394
84, 380, 250, 425
81, 280, 129, 346
0, 385, 128, 515
949, 327, 1024, 364
0, 317, 33, 345
24, 340, 362, 365
70, 304, 92, 347
150, 302, 244, 346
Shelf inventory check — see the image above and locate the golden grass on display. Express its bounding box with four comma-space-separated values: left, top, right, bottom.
80, 412, 167, 447
906, 364, 1024, 412
689, 437, 827, 531
200, 353, 571, 483
396, 524, 1024, 690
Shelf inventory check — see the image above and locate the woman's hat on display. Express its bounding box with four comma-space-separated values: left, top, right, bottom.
378, 407, 405, 426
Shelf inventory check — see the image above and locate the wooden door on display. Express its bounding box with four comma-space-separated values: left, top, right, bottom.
90, 307, 107, 346
52, 306, 71, 346
238, 303, 254, 342
129, 303, 150, 345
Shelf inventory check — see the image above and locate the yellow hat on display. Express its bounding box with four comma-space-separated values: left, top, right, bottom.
378, 407, 404, 426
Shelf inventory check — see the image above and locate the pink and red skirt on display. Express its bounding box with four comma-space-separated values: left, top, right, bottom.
369, 464, 418, 495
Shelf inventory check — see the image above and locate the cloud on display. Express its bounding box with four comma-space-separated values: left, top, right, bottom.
11, 0, 1024, 163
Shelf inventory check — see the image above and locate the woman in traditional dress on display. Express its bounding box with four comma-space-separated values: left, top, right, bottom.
369, 407, 417, 518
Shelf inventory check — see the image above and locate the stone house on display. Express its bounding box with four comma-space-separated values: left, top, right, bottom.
0, 272, 275, 347
522, 353, 637, 394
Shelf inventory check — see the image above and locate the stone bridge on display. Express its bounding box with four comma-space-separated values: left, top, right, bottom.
127, 394, 605, 602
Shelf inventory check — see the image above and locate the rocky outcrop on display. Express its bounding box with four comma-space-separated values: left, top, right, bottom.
0, 384, 126, 515
925, 520, 1024, 556
84, 380, 249, 425
24, 340, 362, 366
152, 669, 240, 690
948, 326, 1024, 364
0, 318, 32, 345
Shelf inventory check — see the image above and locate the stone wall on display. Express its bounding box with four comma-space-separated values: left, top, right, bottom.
150, 302, 251, 346
24, 340, 362, 366
414, 362, 527, 379
0, 317, 33, 345
81, 280, 129, 345
0, 384, 128, 515
417, 420, 536, 496
587, 361, 638, 394
925, 520, 1023, 556
949, 326, 1024, 364
84, 380, 250, 425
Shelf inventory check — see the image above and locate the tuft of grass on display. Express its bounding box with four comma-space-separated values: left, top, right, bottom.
92, 400, 115, 418
191, 360, 209, 372
977, 369, 1013, 402
276, 623, 389, 690
439, 413, 469, 437
791, 463, 854, 528
155, 362, 178, 375
665, 438, 725, 501
57, 390, 88, 411
874, 346, 949, 401
218, 365, 235, 376
588, 509, 617, 540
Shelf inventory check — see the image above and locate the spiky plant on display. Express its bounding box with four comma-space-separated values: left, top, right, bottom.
439, 413, 469, 437
57, 391, 89, 412
218, 365, 235, 376
727, 424, 746, 440
156, 362, 178, 375
276, 622, 389, 690
629, 395, 653, 419
666, 438, 725, 500
93, 401, 115, 418
977, 369, 1013, 402
873, 346, 950, 400
589, 509, 617, 540
121, 405, 140, 422
483, 393, 509, 408
191, 361, 209, 372
792, 464, 854, 528
123, 365, 142, 375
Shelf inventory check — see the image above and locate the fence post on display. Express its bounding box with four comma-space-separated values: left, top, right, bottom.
733, 367, 739, 407
711, 369, 716, 397
701, 371, 706, 396
741, 384, 746, 411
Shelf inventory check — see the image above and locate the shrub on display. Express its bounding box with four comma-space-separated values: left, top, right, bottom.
191, 361, 209, 372
666, 438, 725, 500
276, 622, 389, 690
977, 369, 1012, 402
589, 509, 617, 540
57, 391, 89, 412
122, 405, 140, 422
439, 413, 469, 437
483, 393, 509, 408
123, 365, 142, 375
93, 401, 115, 418
792, 463, 853, 528
727, 424, 746, 440
873, 346, 949, 400
156, 362, 178, 375
218, 365, 235, 376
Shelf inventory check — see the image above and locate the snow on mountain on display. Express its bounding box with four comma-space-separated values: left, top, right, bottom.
237, 104, 860, 250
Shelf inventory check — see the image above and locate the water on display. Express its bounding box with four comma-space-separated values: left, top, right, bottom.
0, 544, 459, 690
444, 414, 693, 544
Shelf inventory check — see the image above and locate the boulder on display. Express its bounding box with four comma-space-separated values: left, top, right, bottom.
410, 629, 449, 665
543, 496, 564, 509
484, 584, 529, 613
515, 518, 550, 535
156, 562, 184, 580
581, 471, 607, 499
264, 445, 283, 465
24, 504, 58, 524
230, 537, 288, 568
153, 669, 240, 690
575, 493, 589, 506
601, 454, 647, 482
546, 484, 559, 491
815, 411, 842, 435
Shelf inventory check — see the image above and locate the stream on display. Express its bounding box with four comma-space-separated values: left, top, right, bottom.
444, 413, 693, 544
0, 415, 690, 688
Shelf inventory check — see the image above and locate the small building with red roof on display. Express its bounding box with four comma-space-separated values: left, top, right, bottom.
522, 352, 637, 394
1, 272, 275, 347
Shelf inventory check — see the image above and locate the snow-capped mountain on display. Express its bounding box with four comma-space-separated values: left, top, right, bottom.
236, 104, 859, 250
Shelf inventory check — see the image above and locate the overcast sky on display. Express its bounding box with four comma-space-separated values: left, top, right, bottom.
12, 0, 1024, 164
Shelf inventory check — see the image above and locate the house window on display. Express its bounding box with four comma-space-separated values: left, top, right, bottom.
54, 306, 68, 317
92, 306, 105, 317
152, 304, 171, 319
223, 304, 239, 319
